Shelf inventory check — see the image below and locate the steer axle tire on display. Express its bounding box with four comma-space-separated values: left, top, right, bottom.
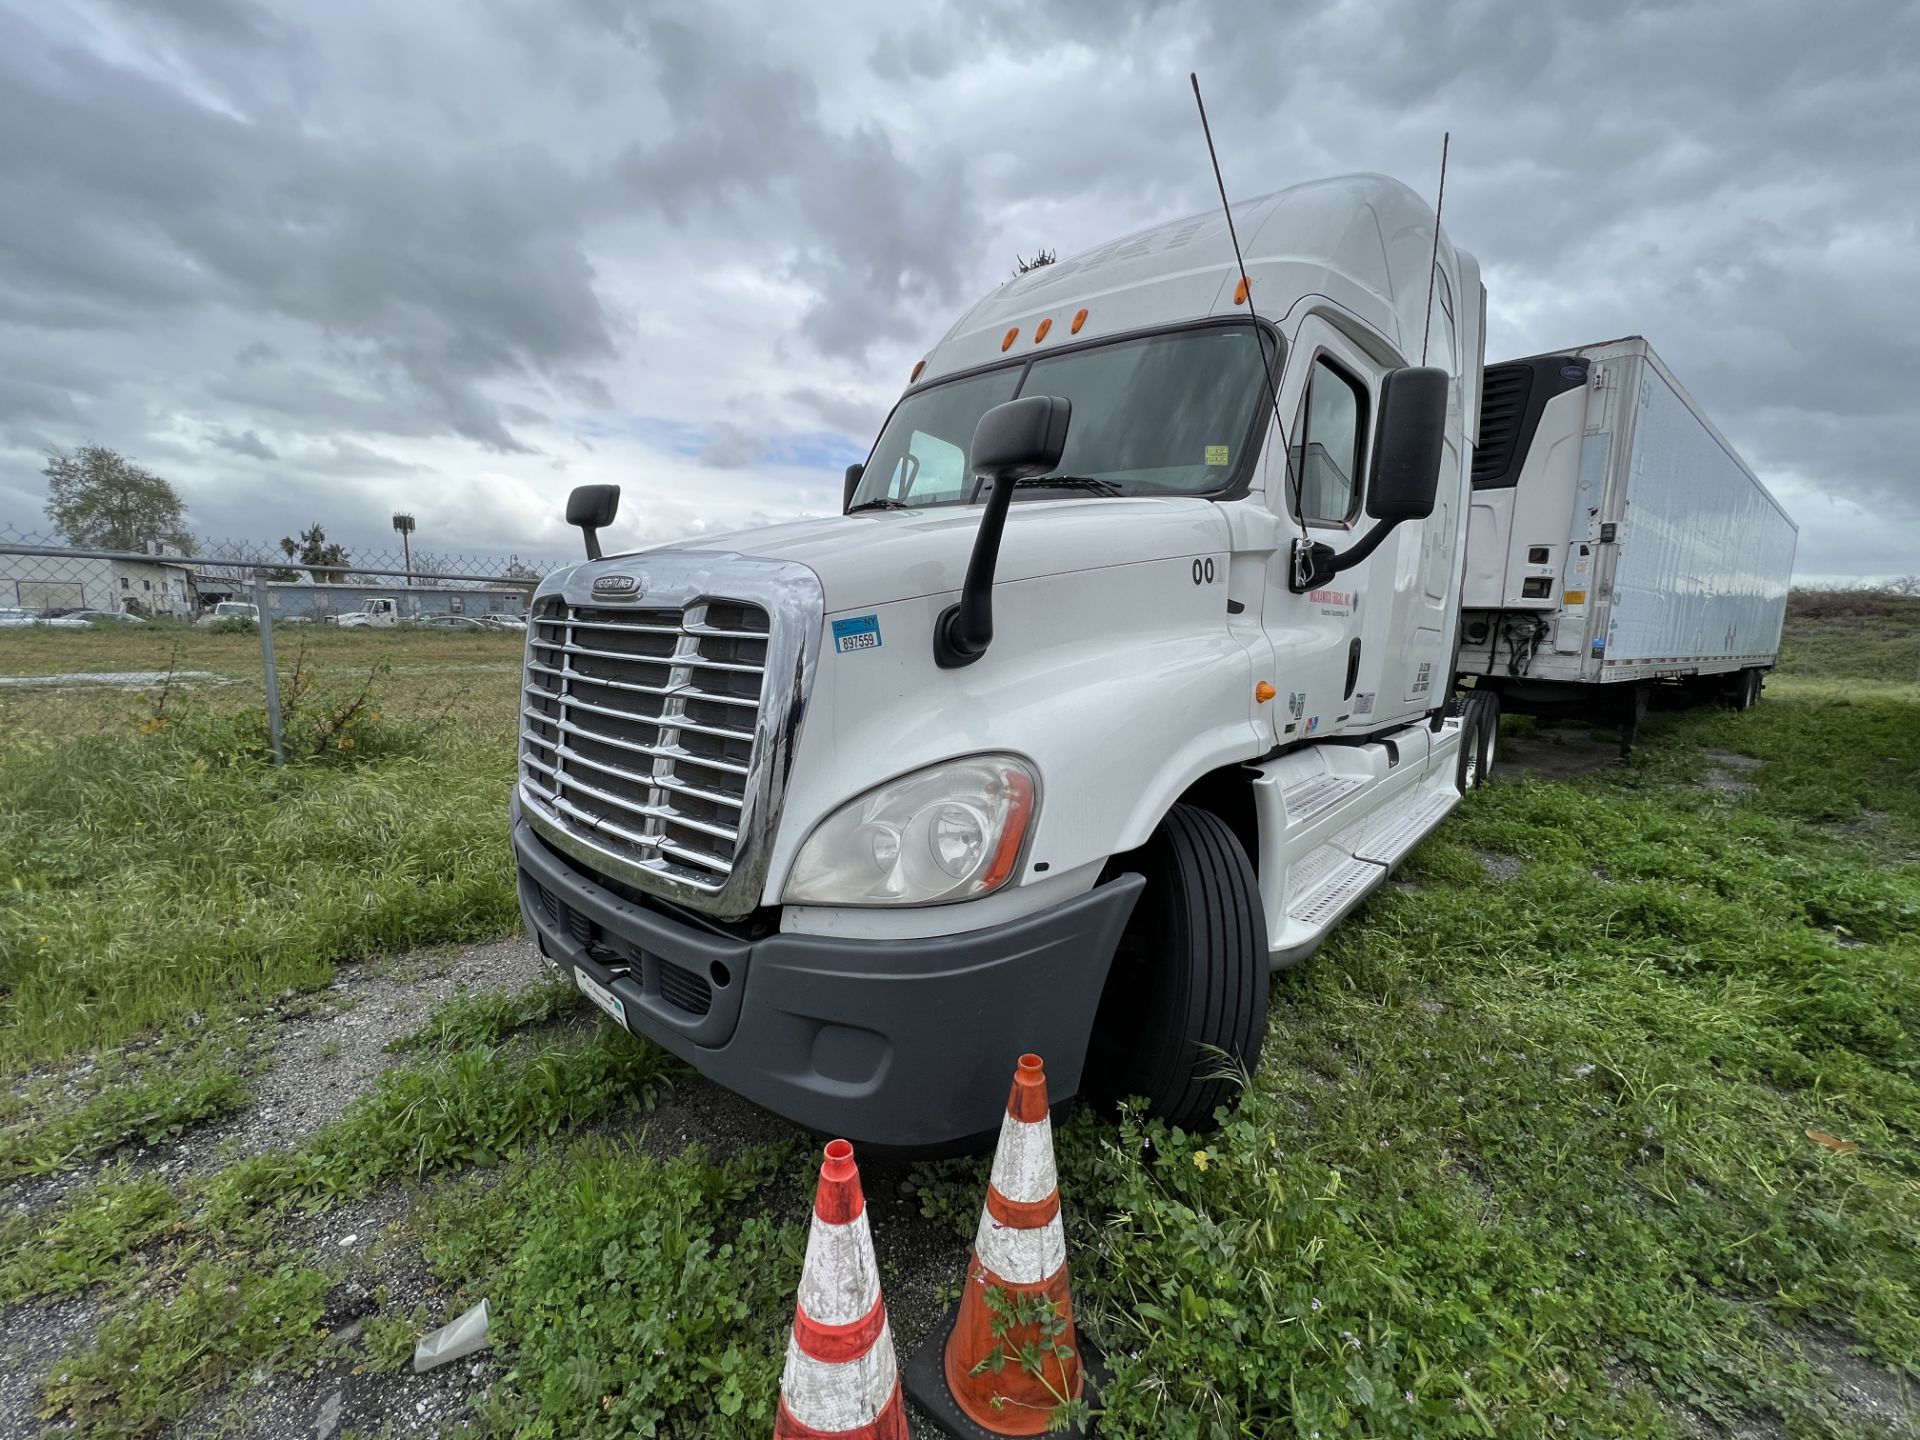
1082, 805, 1269, 1131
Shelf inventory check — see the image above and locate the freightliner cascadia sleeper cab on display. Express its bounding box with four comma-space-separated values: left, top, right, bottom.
511, 174, 1500, 1148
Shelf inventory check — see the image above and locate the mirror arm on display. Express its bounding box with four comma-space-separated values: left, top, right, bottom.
1288, 520, 1401, 593
580, 526, 603, 562
934, 474, 1015, 668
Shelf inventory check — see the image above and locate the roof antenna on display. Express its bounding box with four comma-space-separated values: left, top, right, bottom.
1189, 73, 1310, 579
1420, 132, 1451, 365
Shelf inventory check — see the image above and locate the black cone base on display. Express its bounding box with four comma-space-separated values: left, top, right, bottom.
902, 1306, 1108, 1439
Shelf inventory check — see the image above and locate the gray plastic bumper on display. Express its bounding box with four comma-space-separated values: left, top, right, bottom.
511, 813, 1143, 1149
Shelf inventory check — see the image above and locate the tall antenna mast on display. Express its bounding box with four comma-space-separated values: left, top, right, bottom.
1420, 132, 1451, 365
1189, 73, 1307, 561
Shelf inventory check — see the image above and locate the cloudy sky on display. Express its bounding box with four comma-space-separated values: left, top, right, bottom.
1, 0, 1913, 579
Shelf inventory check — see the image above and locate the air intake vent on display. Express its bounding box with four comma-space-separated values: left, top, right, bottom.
1472, 355, 1588, 490
1472, 363, 1533, 488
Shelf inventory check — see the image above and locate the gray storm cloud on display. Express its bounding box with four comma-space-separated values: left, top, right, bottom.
0, 0, 1912, 579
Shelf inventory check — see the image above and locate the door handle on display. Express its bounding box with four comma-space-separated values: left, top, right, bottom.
1345, 638, 1362, 700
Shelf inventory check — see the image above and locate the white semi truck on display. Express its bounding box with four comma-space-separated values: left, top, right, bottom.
509, 174, 1769, 1148
1457, 336, 1797, 749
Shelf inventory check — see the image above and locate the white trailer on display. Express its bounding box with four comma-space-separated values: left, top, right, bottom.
1456, 335, 1796, 749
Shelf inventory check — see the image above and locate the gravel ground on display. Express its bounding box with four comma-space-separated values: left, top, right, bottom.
0, 935, 983, 1439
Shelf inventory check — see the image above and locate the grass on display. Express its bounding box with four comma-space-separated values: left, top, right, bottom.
2, 605, 1917, 1437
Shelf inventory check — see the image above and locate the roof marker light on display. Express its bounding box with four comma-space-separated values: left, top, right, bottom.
1001, 327, 1019, 351
1233, 275, 1250, 305
910, 359, 926, 382
1070, 308, 1088, 334
1033, 318, 1052, 343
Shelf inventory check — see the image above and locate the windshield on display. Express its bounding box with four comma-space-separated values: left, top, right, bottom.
850, 322, 1276, 510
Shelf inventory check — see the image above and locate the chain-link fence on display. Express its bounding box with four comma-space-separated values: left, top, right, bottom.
1, 531, 557, 763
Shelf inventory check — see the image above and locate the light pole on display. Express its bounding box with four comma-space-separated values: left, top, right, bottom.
392, 513, 415, 587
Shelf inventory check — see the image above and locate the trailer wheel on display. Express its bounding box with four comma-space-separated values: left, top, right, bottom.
1083, 805, 1268, 1132
1729, 668, 1762, 712
1455, 690, 1500, 791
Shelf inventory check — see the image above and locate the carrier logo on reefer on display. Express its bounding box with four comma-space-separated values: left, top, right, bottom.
591, 574, 641, 596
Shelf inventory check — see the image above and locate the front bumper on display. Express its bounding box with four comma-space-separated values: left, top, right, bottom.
512, 809, 1142, 1149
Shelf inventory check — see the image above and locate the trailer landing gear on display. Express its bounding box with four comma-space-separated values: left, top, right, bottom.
1618, 682, 1650, 758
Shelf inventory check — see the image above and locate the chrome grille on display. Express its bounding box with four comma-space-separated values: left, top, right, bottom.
519, 597, 770, 895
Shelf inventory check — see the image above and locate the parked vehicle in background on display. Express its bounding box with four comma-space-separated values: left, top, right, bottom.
481, 613, 527, 631
336, 597, 401, 629
412, 614, 492, 631
0, 606, 41, 627
196, 601, 259, 628
1457, 336, 1796, 751
63, 609, 148, 624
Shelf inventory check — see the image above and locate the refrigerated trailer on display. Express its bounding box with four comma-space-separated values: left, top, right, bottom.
1456, 336, 1797, 748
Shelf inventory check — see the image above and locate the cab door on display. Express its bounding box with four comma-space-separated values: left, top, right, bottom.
1259, 317, 1380, 743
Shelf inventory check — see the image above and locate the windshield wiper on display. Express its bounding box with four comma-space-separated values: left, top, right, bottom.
1009, 475, 1121, 496
846, 497, 908, 513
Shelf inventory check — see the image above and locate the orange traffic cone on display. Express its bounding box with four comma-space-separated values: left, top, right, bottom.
775, 1139, 908, 1440
904, 1054, 1101, 1437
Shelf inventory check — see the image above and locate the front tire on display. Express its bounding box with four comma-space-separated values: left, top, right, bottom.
1082, 805, 1269, 1131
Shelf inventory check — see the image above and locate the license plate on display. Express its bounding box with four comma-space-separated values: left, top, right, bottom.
574, 967, 628, 1027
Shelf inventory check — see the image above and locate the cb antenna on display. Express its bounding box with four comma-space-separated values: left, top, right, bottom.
1420, 132, 1451, 364
1189, 73, 1310, 573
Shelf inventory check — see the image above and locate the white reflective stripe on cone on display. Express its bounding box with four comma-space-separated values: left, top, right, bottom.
987, 1111, 1058, 1205
974, 1210, 1067, 1285
798, 1209, 882, 1327
780, 1321, 900, 1432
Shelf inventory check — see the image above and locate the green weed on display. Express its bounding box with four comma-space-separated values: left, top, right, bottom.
411, 1137, 801, 1438
203, 1023, 675, 1219
390, 976, 579, 1055
40, 1258, 333, 1435
0, 1049, 251, 1178
0, 1169, 182, 1304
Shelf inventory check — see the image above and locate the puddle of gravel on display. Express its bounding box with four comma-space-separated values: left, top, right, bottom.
1475, 849, 1523, 881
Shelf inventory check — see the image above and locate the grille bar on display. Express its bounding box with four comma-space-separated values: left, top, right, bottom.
519, 595, 770, 894
521, 709, 752, 778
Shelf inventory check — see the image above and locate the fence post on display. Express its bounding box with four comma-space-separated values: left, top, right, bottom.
252, 569, 286, 766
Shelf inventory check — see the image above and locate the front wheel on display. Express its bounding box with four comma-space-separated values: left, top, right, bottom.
1082, 805, 1269, 1131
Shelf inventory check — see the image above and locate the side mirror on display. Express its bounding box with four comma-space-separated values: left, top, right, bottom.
842, 463, 863, 513
934, 395, 1073, 669
969, 394, 1072, 483
1289, 366, 1449, 593
566, 484, 620, 561
1365, 366, 1448, 522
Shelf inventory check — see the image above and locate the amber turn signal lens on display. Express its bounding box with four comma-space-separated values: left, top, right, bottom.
1001, 327, 1019, 351
1255, 681, 1277, 703
1233, 276, 1250, 305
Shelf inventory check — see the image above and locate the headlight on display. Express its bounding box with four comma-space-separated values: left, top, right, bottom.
782, 755, 1038, 907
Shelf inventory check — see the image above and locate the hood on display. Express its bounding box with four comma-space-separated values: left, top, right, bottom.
616, 497, 1228, 612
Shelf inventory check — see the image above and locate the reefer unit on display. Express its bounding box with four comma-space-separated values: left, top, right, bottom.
1457, 336, 1795, 712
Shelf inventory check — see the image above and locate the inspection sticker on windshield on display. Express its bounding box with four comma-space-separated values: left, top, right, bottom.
1205, 444, 1230, 466
832, 614, 882, 653
573, 967, 627, 1027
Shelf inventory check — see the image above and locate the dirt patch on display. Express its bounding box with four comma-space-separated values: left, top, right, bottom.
0, 1296, 99, 1440
1498, 722, 1621, 782
1790, 1323, 1916, 1434
1703, 749, 1765, 773
1475, 849, 1523, 882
